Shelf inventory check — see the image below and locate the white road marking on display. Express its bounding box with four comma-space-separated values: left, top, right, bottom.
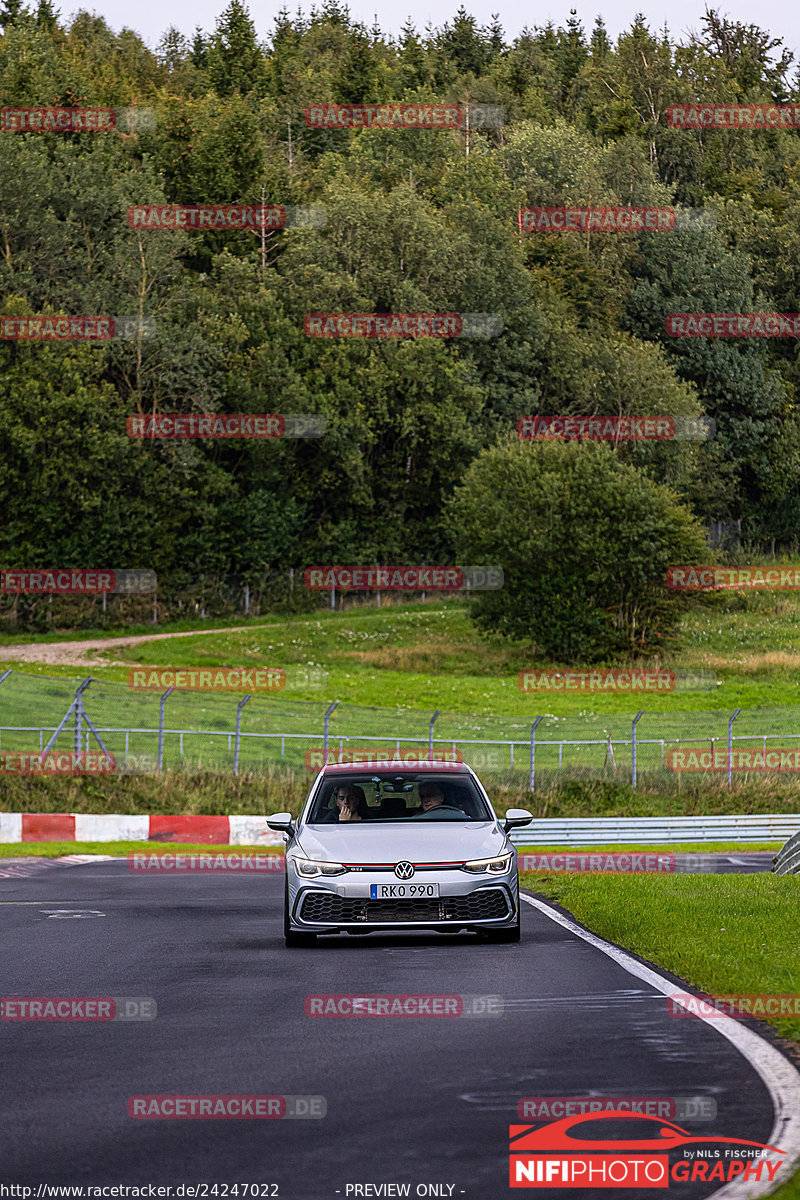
520, 892, 800, 1199
39, 909, 106, 918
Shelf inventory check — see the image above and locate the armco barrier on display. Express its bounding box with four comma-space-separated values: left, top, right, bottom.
507, 814, 800, 846
0, 811, 797, 846
773, 830, 800, 874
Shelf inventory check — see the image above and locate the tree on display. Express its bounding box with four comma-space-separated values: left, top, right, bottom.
0, 0, 24, 29
34, 0, 56, 30
555, 9, 588, 103
206, 0, 265, 96
590, 16, 611, 60
693, 8, 793, 98
448, 439, 709, 662
398, 19, 427, 90
157, 26, 189, 72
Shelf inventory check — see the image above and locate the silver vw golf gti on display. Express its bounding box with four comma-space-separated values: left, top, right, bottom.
267, 761, 532, 946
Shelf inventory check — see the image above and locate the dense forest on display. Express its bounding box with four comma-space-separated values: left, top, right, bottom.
2, 0, 800, 629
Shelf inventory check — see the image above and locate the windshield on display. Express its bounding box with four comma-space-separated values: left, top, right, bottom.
304, 773, 492, 824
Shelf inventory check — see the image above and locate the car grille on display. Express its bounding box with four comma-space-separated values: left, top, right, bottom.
298, 888, 511, 924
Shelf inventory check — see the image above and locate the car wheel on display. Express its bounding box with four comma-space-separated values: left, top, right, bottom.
486, 909, 521, 943
285, 930, 318, 947
284, 879, 317, 947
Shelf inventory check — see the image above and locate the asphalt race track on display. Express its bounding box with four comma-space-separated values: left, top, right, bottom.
0, 859, 793, 1199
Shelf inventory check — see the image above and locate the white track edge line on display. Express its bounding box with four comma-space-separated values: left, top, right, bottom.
520, 892, 800, 1199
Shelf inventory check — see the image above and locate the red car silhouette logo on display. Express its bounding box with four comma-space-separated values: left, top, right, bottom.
510, 1110, 784, 1154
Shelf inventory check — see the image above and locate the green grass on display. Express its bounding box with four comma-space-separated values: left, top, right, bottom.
0, 841, 283, 858
520, 872, 800, 1041
517, 842, 781, 853
6, 589, 800, 709
0, 840, 780, 856
5, 594, 800, 796
520, 872, 800, 1198
1, 770, 799, 819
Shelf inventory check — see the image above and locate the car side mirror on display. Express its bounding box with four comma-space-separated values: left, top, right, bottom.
267, 812, 295, 837
503, 808, 532, 833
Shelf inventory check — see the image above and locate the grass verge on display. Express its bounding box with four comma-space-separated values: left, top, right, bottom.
520, 872, 800, 1044
0, 841, 284, 858
519, 872, 800, 1196
1, 772, 799, 819
0, 841, 779, 859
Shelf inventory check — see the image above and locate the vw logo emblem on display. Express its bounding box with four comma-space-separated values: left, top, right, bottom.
395, 861, 415, 880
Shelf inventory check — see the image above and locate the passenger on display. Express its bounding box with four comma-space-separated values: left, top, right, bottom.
332, 784, 369, 822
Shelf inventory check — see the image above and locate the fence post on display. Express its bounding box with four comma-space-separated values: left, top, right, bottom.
323, 701, 339, 765
428, 710, 440, 759
529, 716, 544, 792
632, 710, 644, 789
158, 687, 175, 771
74, 678, 93, 756
233, 695, 251, 775
727, 708, 741, 789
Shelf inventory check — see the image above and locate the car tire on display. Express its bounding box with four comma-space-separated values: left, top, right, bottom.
284, 879, 317, 947
486, 908, 521, 943
285, 930, 318, 947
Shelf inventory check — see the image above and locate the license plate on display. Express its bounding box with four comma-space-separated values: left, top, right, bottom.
369, 882, 440, 899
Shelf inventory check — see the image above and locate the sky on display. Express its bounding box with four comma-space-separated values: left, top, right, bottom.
59, 0, 800, 65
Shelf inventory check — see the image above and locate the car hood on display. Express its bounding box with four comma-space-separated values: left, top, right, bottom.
295, 822, 507, 865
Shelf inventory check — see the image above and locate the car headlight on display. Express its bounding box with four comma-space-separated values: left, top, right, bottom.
462, 852, 513, 874
292, 857, 347, 877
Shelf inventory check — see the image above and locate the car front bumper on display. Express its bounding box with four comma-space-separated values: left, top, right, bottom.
288, 869, 519, 933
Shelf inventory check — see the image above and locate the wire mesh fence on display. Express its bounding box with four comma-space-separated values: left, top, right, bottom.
2, 668, 800, 790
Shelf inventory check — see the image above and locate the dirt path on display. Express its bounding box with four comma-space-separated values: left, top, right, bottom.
0, 626, 255, 667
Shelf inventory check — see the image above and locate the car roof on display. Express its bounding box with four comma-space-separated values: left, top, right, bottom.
318, 761, 473, 775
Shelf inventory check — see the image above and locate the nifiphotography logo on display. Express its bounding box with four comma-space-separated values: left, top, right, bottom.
508, 1111, 784, 1187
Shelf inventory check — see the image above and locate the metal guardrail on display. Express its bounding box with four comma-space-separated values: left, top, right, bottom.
773, 831, 800, 873
509, 814, 800, 846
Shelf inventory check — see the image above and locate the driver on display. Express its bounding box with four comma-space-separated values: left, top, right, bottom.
418, 783, 445, 812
